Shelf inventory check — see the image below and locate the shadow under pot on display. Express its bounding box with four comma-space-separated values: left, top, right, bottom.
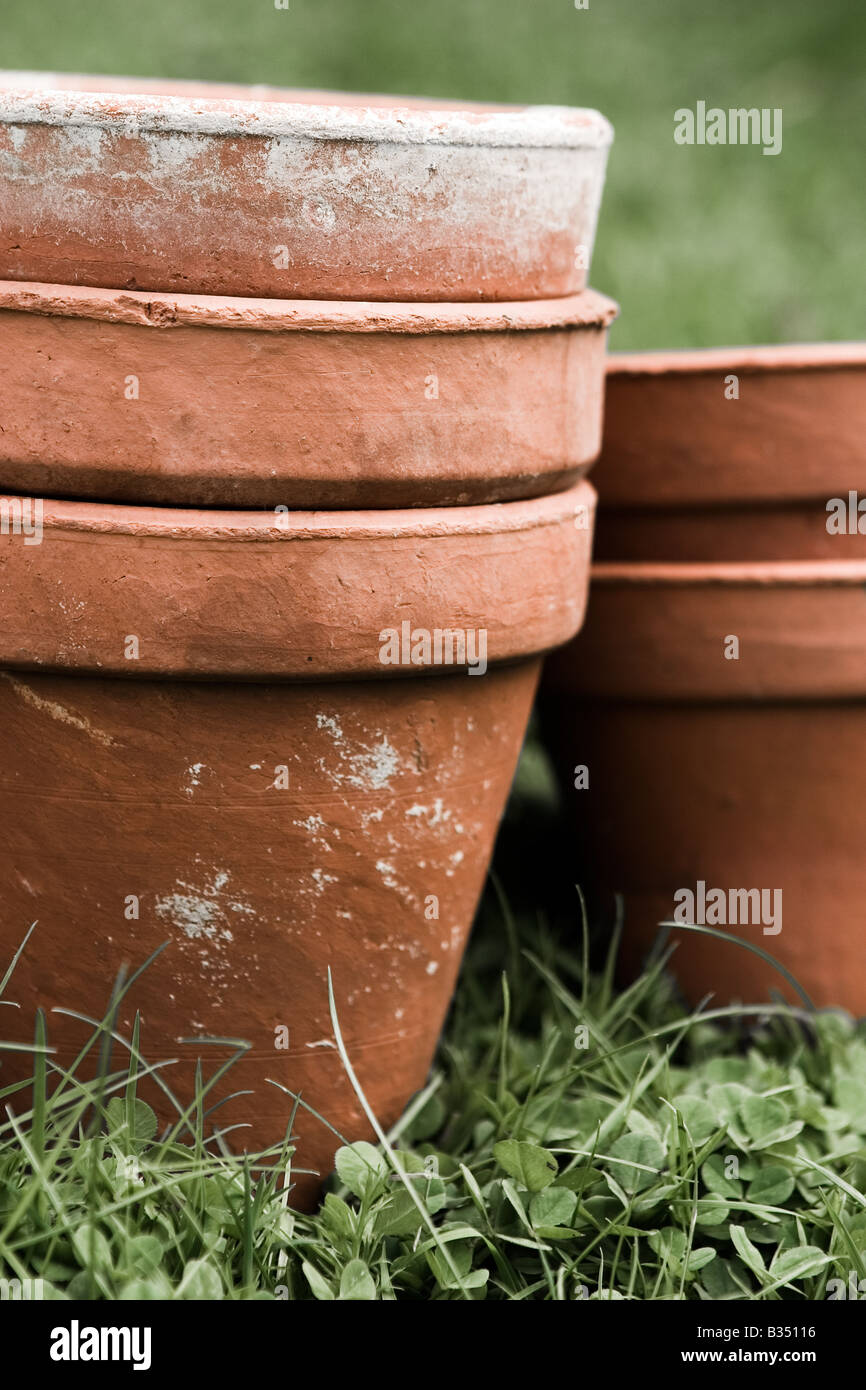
0, 282, 617, 509
0, 72, 612, 301
540, 559, 866, 1016
0, 481, 594, 1208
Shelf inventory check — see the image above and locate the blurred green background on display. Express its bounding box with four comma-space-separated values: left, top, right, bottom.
1, 0, 862, 348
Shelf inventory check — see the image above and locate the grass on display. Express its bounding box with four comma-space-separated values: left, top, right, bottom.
1, 0, 864, 349
3, 755, 866, 1302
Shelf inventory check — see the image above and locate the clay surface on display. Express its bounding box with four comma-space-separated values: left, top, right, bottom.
550, 560, 866, 700
0, 72, 612, 301
0, 663, 540, 1207
541, 561, 866, 1012
0, 480, 595, 677
0, 282, 617, 508
0, 483, 595, 1203
592, 344, 866, 509
541, 697, 866, 1015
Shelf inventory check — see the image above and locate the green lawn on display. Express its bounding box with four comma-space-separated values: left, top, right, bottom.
1, 0, 863, 347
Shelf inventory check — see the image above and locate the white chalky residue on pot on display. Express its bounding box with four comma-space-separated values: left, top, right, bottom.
405, 800, 450, 826
315, 711, 402, 790
295, 813, 337, 852
311, 867, 338, 894
445, 847, 466, 879
0, 672, 115, 747
374, 859, 420, 908
184, 762, 206, 796
62, 122, 107, 171
146, 131, 206, 177
155, 866, 254, 944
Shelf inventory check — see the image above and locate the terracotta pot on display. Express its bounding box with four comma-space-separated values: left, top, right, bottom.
541, 560, 866, 1015
0, 481, 594, 1206
593, 344, 866, 509
0, 281, 617, 509
0, 71, 612, 302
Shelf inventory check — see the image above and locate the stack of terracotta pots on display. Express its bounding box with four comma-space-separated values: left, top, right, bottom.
0, 72, 616, 1203
541, 344, 866, 1015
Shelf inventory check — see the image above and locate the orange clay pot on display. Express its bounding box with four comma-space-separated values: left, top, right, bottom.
0, 481, 594, 1207
540, 560, 866, 1016
0, 72, 612, 302
0, 282, 617, 509
593, 344, 866, 509
592, 343, 866, 560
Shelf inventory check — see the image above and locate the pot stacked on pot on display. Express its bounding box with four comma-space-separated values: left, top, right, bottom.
541, 344, 866, 1015
0, 72, 616, 1203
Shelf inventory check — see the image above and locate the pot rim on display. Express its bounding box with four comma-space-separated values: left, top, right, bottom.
592, 560, 866, 587
13, 483, 594, 542
0, 280, 619, 335
606, 342, 866, 376
0, 72, 613, 149
0, 482, 596, 678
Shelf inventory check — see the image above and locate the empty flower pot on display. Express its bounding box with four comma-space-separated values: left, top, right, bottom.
592, 343, 866, 561
0, 480, 595, 1206
0, 281, 617, 508
593, 343, 866, 509
0, 71, 613, 302
540, 559, 866, 1015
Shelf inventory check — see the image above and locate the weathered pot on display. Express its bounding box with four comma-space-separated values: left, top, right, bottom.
0, 481, 595, 1206
0, 281, 617, 509
0, 71, 612, 302
541, 560, 866, 1015
592, 344, 866, 509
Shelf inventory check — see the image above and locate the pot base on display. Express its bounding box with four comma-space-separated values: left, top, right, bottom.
1, 662, 539, 1206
